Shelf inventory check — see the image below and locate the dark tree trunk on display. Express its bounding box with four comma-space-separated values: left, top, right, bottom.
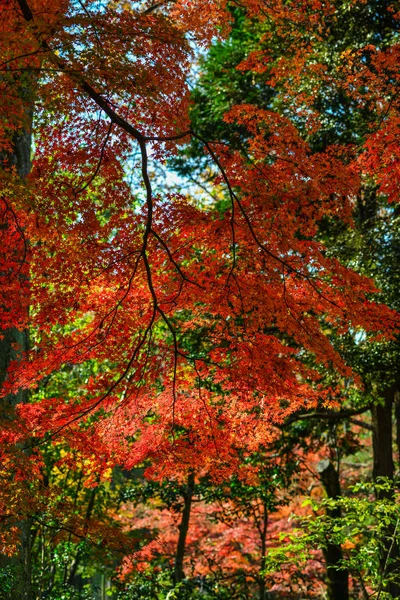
258, 504, 268, 600
173, 472, 195, 584
67, 485, 98, 586
394, 391, 400, 470
371, 387, 395, 497
371, 386, 400, 598
0, 109, 33, 600
317, 459, 349, 600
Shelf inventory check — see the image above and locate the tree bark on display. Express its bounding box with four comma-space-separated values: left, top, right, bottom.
317, 459, 349, 600
371, 387, 395, 498
173, 472, 195, 584
394, 391, 400, 470
371, 386, 400, 598
258, 503, 268, 600
67, 484, 98, 586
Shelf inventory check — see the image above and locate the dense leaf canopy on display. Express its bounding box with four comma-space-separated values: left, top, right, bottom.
1, 0, 400, 598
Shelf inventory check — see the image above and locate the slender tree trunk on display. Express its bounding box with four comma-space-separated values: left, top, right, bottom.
173, 472, 195, 584
317, 459, 349, 600
371, 386, 400, 597
258, 504, 268, 600
67, 484, 98, 586
394, 391, 400, 469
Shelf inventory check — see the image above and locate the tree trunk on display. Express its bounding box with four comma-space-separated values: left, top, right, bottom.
394, 391, 400, 470
258, 503, 268, 600
371, 386, 400, 597
317, 459, 349, 600
0, 108, 33, 600
173, 472, 195, 584
371, 387, 395, 497
67, 484, 98, 586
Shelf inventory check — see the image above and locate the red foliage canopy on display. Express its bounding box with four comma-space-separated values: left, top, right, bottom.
0, 0, 398, 485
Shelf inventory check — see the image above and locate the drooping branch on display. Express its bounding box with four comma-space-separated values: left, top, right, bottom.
285, 406, 372, 431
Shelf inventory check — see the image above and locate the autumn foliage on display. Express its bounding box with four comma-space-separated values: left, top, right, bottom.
1, 0, 400, 597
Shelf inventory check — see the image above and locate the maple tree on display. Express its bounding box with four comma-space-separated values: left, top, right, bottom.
1, 0, 400, 597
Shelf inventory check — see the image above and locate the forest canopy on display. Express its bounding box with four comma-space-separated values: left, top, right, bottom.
1, 0, 400, 598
